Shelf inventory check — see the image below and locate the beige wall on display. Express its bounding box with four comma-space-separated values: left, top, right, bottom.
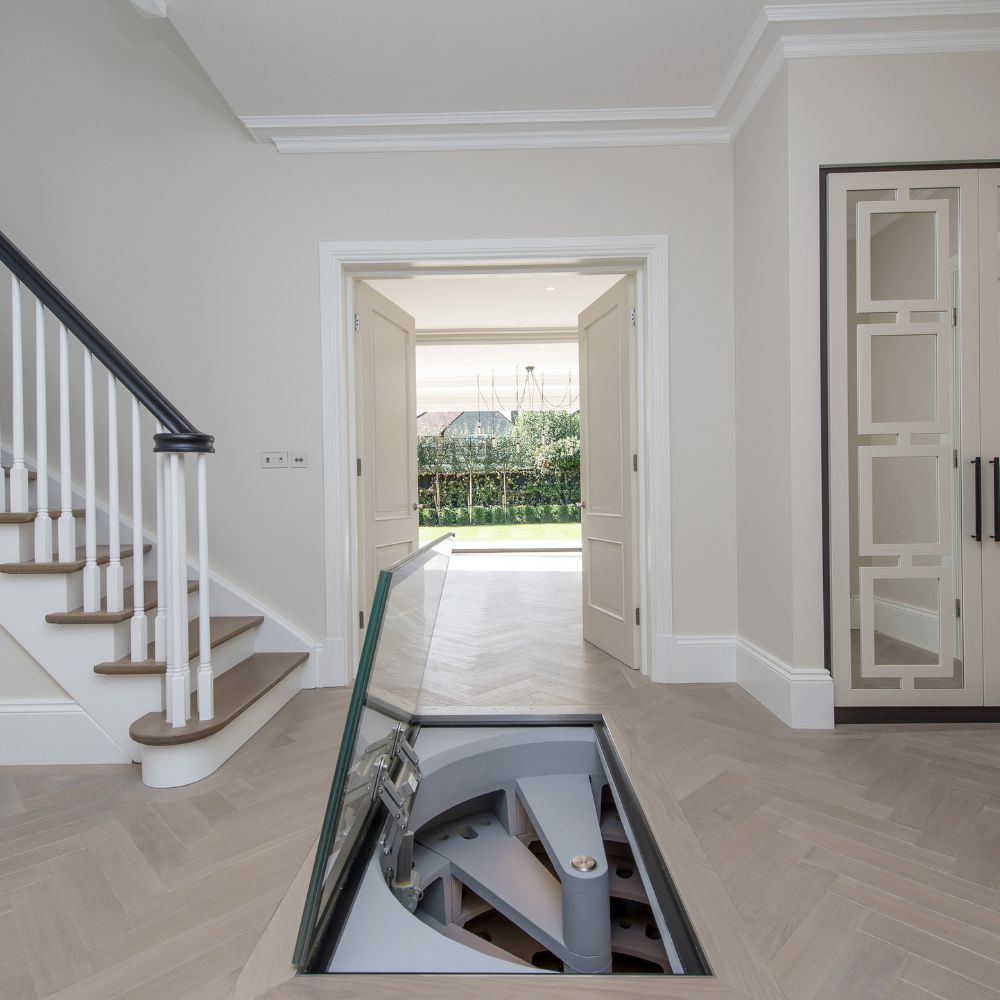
733, 66, 794, 665
785, 52, 1000, 668
0, 629, 67, 699
0, 0, 738, 677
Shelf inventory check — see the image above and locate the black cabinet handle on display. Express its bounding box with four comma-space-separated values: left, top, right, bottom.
991, 458, 1000, 541
972, 457, 983, 542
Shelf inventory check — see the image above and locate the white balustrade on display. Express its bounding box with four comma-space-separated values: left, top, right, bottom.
154, 422, 166, 661
130, 398, 147, 661
196, 454, 213, 720
105, 373, 124, 613
10, 277, 29, 512
33, 299, 52, 561
82, 350, 99, 611
57, 324, 75, 561
2, 244, 216, 727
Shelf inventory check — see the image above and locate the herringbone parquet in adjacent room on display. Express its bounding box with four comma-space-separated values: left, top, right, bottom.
2, 552, 1000, 1000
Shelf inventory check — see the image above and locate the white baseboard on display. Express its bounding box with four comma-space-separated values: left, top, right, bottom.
316, 637, 348, 687
850, 594, 939, 654
734, 638, 834, 730
652, 634, 736, 683
653, 633, 834, 729
0, 699, 130, 764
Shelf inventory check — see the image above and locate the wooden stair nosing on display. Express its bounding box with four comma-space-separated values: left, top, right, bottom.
0, 467, 38, 481
0, 543, 152, 574
93, 615, 264, 675
47, 580, 199, 625
129, 651, 308, 746
0, 508, 85, 524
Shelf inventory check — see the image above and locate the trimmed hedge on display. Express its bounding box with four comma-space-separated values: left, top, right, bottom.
419, 503, 580, 526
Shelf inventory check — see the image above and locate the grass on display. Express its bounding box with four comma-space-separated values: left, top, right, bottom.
419, 523, 582, 544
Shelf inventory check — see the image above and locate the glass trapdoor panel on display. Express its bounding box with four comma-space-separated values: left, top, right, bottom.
828, 170, 984, 707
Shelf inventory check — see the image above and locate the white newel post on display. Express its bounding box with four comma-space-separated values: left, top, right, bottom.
33, 299, 52, 562
154, 422, 166, 661
130, 398, 147, 661
196, 453, 213, 720
105, 373, 124, 613
57, 324, 76, 561
9, 277, 30, 512
82, 351, 99, 611
165, 453, 190, 726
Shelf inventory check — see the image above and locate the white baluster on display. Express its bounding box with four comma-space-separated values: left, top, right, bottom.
82, 351, 99, 611
196, 454, 213, 720
165, 453, 189, 727
9, 277, 30, 512
0, 279, 5, 514
33, 299, 52, 562
57, 324, 76, 562
154, 422, 166, 661
105, 372, 123, 613
130, 398, 147, 661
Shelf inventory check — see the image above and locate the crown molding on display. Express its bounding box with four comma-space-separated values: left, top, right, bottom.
416, 328, 578, 345
272, 127, 729, 155
242, 4, 1000, 154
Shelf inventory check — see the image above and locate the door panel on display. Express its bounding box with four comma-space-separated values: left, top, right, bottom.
579, 276, 636, 668
827, 170, 984, 707
980, 170, 1000, 705
356, 281, 418, 618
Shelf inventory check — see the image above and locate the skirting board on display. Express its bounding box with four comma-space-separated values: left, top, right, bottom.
0, 700, 130, 764
850, 594, 939, 653
653, 634, 834, 729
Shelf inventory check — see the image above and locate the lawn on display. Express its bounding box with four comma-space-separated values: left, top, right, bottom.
419, 523, 582, 544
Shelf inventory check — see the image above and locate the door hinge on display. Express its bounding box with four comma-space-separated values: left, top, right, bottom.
635, 607, 640, 626
632, 453, 638, 473
630, 306, 637, 326
359, 610, 365, 629
954, 450, 959, 468
952, 306, 958, 327
956, 598, 961, 619
357, 457, 362, 477
354, 313, 360, 333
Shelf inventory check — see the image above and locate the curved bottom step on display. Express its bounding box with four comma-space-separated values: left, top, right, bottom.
132, 651, 308, 788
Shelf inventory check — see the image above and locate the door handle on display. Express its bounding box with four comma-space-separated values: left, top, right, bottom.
991, 458, 1000, 541
580, 500, 587, 510
412, 502, 419, 511
972, 457, 982, 541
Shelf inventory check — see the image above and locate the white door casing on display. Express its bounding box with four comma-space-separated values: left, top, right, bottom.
828, 170, 985, 707
355, 280, 419, 619
579, 275, 638, 669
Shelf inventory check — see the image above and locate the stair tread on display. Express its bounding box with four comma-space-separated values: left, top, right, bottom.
129, 651, 308, 746
47, 580, 199, 625
94, 615, 264, 674
0, 508, 85, 524
0, 543, 151, 574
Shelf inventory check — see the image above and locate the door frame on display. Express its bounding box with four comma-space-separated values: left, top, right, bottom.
317, 236, 670, 686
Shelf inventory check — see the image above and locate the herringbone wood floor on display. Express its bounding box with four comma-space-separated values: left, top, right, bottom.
2, 553, 999, 1000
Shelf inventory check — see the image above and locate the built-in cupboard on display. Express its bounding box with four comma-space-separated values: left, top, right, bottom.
825, 167, 1000, 712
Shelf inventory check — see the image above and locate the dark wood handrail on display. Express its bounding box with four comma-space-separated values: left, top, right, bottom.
0, 230, 213, 453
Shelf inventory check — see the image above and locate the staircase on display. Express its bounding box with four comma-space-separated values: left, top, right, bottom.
0, 231, 312, 787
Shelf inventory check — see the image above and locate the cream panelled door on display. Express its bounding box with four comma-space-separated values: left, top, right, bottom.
579, 276, 637, 669
980, 170, 1000, 706
355, 281, 418, 618
828, 170, 988, 708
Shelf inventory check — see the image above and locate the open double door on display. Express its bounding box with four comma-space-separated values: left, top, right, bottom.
353, 276, 640, 670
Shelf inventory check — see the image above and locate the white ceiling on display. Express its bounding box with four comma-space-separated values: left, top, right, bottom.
366, 273, 623, 330
150, 1, 1000, 150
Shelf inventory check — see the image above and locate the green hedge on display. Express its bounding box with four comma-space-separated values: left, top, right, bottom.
420, 503, 580, 527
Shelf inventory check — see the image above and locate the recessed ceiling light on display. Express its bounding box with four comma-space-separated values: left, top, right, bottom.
545, 286, 556, 292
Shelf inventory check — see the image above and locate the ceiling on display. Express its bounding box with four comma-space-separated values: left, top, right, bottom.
139, 1, 1000, 151
366, 273, 623, 330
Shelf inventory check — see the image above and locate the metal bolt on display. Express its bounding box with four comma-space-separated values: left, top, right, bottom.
571, 855, 597, 872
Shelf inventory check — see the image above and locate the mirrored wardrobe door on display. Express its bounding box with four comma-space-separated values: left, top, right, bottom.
980, 170, 1000, 706
828, 169, 984, 708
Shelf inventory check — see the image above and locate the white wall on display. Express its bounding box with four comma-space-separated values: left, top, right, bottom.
0, 0, 737, 686
733, 66, 794, 666
0, 628, 68, 699
786, 52, 1000, 670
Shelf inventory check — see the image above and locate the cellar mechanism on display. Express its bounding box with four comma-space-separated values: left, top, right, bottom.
295, 534, 708, 977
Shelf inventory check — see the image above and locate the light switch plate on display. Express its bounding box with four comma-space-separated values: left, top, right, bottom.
291, 452, 309, 469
